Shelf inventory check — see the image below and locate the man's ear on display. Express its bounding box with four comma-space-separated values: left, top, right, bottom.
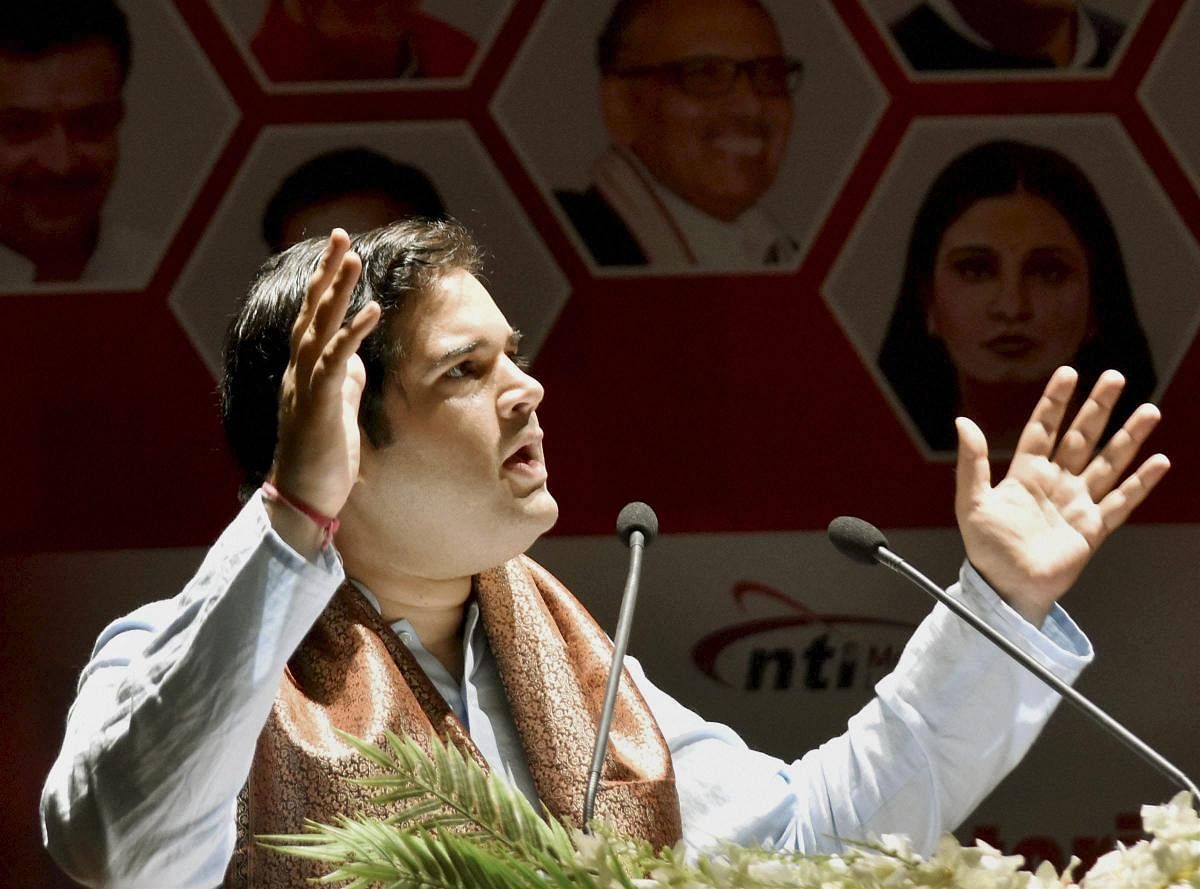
600, 78, 639, 147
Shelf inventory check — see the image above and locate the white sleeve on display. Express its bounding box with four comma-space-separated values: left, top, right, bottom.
629, 561, 1093, 858
39, 493, 344, 889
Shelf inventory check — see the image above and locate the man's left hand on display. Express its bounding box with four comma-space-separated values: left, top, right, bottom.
955, 366, 1170, 626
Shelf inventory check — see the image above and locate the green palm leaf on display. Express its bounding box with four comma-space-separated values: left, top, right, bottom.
261, 731, 589, 886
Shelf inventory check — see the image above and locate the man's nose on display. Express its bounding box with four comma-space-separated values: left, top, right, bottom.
724, 68, 766, 112
36, 123, 82, 175
497, 356, 545, 417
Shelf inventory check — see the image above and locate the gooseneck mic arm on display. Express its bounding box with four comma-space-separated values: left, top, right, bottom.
583, 502, 659, 831
827, 516, 1198, 799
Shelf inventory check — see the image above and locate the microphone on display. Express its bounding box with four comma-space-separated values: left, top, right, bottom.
828, 515, 888, 565
583, 502, 659, 830
617, 500, 659, 547
827, 515, 1199, 799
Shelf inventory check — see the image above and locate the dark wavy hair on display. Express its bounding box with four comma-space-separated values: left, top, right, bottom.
596, 0, 771, 70
0, 0, 132, 82
878, 139, 1156, 452
261, 148, 446, 253
221, 217, 484, 500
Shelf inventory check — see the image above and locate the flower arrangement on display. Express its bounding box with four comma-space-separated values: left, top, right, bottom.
263, 731, 1200, 889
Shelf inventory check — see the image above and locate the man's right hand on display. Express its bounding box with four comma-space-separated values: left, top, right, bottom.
265, 229, 381, 555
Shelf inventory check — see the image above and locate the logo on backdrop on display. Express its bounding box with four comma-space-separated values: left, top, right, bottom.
691, 581, 917, 693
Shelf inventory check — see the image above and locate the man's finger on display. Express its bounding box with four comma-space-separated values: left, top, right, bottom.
324, 302, 382, 378
291, 229, 350, 352
1051, 370, 1125, 474
308, 301, 381, 399
1012, 366, 1078, 459
309, 249, 362, 345
1098, 453, 1171, 537
1082, 402, 1162, 499
297, 249, 362, 381
955, 415, 992, 516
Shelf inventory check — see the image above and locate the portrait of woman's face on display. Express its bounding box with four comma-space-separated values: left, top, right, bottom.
927, 188, 1093, 385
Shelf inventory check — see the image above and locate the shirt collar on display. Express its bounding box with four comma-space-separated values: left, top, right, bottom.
638, 156, 788, 268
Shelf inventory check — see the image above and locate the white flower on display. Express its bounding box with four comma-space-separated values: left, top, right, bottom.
567, 795, 1198, 889
878, 833, 916, 860
1028, 859, 1078, 889
1084, 841, 1167, 889
1075, 792, 1200, 889
1142, 792, 1200, 842
744, 858, 798, 883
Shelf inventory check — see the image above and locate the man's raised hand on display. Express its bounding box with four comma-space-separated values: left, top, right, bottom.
268, 230, 381, 543
955, 367, 1170, 626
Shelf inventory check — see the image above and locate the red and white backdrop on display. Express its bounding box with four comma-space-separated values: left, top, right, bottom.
3, 1, 1198, 884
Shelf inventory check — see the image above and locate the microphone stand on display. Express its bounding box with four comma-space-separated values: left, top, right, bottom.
875, 544, 1199, 799
583, 527, 648, 830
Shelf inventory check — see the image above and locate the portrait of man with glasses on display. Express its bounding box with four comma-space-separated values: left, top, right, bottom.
555, 0, 803, 270
0, 1, 146, 287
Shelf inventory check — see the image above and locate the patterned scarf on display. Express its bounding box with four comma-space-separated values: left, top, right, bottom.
225, 555, 681, 887
592, 145, 799, 269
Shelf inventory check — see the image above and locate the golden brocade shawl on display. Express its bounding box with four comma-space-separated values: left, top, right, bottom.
224, 555, 682, 888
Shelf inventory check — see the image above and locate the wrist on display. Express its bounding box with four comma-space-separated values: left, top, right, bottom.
263, 496, 326, 562
1003, 597, 1051, 629
261, 480, 340, 545
970, 561, 1053, 629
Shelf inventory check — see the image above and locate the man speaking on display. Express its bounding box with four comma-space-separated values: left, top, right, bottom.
41, 221, 1169, 887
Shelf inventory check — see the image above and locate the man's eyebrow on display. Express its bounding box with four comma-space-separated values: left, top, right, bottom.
432, 341, 483, 367
431, 330, 522, 367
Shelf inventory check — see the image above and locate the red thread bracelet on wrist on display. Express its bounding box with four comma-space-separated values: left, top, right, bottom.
261, 480, 340, 543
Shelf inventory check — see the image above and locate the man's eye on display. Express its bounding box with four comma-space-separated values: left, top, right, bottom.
65, 103, 123, 142
445, 360, 476, 379
509, 351, 531, 370
0, 109, 45, 143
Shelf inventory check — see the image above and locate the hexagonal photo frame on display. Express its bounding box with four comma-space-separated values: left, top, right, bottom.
169, 120, 569, 377
0, 1, 237, 293
825, 115, 1200, 458
1141, 1, 1200, 194
206, 0, 512, 89
492, 0, 886, 276
866, 0, 1148, 78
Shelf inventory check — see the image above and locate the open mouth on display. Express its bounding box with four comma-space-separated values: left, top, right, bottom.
504, 445, 536, 469
502, 441, 548, 490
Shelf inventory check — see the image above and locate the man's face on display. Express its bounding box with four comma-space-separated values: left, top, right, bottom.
602, 0, 793, 222
346, 269, 558, 580
0, 40, 123, 255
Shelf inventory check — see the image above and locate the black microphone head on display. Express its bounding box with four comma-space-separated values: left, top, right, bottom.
616, 501, 658, 546
827, 516, 889, 565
